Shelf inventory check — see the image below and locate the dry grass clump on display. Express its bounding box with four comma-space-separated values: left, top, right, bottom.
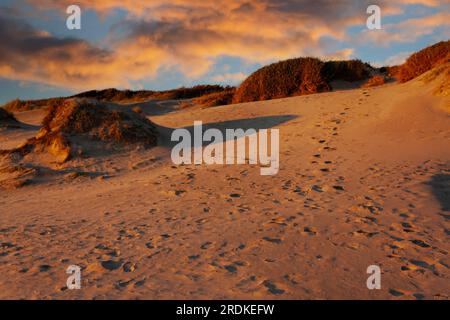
41, 99, 158, 145
11, 99, 158, 163
233, 58, 330, 103
192, 88, 236, 108
2, 97, 65, 112
363, 75, 387, 88
397, 41, 450, 83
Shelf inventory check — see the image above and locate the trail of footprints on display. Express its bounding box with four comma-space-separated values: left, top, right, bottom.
1, 89, 448, 298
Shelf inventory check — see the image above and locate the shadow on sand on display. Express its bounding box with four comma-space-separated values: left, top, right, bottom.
154, 114, 297, 146
427, 174, 450, 212
125, 99, 186, 116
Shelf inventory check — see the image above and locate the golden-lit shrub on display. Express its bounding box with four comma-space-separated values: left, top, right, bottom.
42, 99, 157, 145
233, 58, 330, 103
2, 97, 65, 112
5, 99, 159, 163
192, 88, 236, 107
397, 41, 450, 83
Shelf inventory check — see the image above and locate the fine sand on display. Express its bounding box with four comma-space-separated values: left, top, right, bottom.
0, 69, 449, 299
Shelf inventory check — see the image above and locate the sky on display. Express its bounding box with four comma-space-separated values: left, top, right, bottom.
0, 0, 449, 104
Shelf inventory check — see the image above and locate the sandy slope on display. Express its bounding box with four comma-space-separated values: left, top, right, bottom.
0, 70, 449, 299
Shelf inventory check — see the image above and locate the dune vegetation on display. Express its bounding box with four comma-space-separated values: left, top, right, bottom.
1, 85, 234, 112
7, 99, 158, 163
1, 41, 448, 111
396, 40, 450, 83
232, 58, 331, 104
232, 58, 374, 103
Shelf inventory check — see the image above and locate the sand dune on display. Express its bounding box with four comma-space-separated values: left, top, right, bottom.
0, 65, 448, 299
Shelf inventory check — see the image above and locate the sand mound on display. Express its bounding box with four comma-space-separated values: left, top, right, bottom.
417, 62, 450, 97
0, 108, 21, 128
10, 99, 158, 163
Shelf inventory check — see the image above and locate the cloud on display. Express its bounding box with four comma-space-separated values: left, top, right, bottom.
373, 51, 412, 67
212, 72, 247, 84
321, 48, 355, 61
0, 0, 448, 91
0, 11, 170, 90
355, 12, 450, 46
0, 13, 109, 88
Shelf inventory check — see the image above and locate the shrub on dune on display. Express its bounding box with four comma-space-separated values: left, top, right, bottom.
12, 99, 158, 162
2, 98, 65, 112
1, 99, 23, 112
322, 59, 371, 82
192, 88, 236, 107
41, 99, 158, 145
233, 57, 330, 103
397, 40, 450, 83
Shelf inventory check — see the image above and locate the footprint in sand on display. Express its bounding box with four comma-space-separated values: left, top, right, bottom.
115, 279, 134, 289
101, 260, 123, 271
39, 265, 52, 272
263, 280, 285, 295
200, 241, 213, 249
389, 289, 404, 297
123, 262, 136, 272
303, 226, 318, 236
410, 239, 430, 248
262, 236, 283, 244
